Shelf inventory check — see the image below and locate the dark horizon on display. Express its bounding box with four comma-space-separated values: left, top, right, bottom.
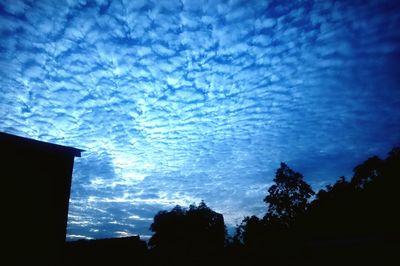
2, 130, 399, 265
1, 0, 400, 241
67, 145, 400, 266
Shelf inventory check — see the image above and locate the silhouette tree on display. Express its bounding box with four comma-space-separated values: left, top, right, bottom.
264, 163, 314, 229
148, 205, 186, 253
148, 201, 226, 265
304, 176, 355, 238
229, 148, 400, 265
300, 147, 400, 265
143, 147, 400, 266
233, 216, 267, 248
351, 156, 383, 190
227, 164, 315, 265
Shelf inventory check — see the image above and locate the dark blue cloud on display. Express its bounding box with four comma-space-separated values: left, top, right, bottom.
1, 0, 399, 240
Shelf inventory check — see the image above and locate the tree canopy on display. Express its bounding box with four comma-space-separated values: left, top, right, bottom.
264, 162, 314, 229
148, 201, 226, 262
230, 148, 400, 264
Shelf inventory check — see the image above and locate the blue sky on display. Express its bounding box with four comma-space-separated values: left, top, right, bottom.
1, 0, 399, 240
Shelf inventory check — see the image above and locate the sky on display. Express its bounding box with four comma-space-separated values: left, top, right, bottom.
1, 0, 400, 241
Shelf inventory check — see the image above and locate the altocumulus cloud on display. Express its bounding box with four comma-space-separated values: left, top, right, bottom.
1, 0, 400, 239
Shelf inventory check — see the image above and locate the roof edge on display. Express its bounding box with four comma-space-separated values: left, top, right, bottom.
0, 131, 83, 157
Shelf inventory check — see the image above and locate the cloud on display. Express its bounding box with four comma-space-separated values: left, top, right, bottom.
1, 0, 400, 239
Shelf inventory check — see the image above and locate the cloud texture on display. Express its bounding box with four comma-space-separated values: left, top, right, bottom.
1, 0, 400, 239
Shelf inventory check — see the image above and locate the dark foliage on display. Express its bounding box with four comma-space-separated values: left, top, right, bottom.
231, 146, 400, 265
148, 201, 227, 265
264, 162, 315, 229
5, 130, 399, 265
59, 146, 400, 265
304, 147, 400, 239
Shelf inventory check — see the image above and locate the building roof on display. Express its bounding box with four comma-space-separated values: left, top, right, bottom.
0, 131, 83, 157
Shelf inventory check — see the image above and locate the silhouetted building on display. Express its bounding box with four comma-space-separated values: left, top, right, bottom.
1, 132, 82, 265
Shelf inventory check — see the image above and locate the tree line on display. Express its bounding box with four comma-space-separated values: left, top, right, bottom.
64, 146, 400, 265
147, 146, 400, 265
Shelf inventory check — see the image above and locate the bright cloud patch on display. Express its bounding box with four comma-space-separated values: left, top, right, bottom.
1, 0, 400, 240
